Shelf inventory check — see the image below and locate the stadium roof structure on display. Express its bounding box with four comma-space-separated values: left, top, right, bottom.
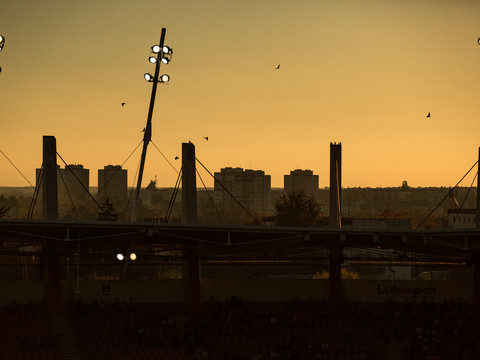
1, 219, 480, 265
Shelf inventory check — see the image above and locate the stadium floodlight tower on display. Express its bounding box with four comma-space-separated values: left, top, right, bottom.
0, 34, 5, 73
131, 28, 173, 222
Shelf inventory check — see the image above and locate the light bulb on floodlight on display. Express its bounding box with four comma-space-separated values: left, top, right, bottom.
160, 74, 170, 83
0, 35, 3, 42
144, 73, 153, 82
151, 45, 161, 54
116, 253, 124, 261
148, 56, 157, 64
129, 253, 137, 261
161, 57, 170, 64
162, 46, 172, 54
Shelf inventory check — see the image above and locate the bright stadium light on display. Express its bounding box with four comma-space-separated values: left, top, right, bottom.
160, 74, 170, 83
0, 35, 5, 52
151, 45, 161, 54
162, 45, 172, 54
116, 253, 125, 261
129, 253, 137, 261
144, 73, 153, 82
149, 56, 157, 64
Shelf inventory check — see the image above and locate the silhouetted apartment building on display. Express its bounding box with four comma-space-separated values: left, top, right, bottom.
284, 169, 319, 195
97, 165, 128, 205
36, 164, 90, 209
214, 167, 272, 219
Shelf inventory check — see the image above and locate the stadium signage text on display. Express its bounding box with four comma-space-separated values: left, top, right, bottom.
377, 284, 436, 298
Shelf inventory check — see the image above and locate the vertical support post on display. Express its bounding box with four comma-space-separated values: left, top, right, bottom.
329, 142, 342, 228
181, 142, 200, 313
42, 136, 60, 316
476, 146, 480, 229
182, 142, 198, 224
42, 136, 58, 221
328, 142, 342, 308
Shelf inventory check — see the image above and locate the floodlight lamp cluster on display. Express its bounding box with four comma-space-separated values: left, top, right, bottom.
144, 73, 170, 83
0, 35, 5, 52
116, 252, 137, 261
144, 43, 173, 83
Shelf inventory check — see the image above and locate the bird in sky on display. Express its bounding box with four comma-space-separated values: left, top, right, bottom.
275, 64, 280, 70
174, 156, 179, 160
426, 112, 431, 118
203, 136, 209, 141
121, 102, 126, 107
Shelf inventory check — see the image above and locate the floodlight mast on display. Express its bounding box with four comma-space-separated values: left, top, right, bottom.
131, 28, 167, 222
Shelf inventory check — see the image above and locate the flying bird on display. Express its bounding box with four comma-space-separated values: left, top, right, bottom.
203, 136, 209, 141
175, 156, 179, 160
275, 64, 280, 70
426, 112, 431, 118
121, 102, 126, 107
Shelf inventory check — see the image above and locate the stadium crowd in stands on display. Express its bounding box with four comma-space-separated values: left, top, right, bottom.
69, 297, 480, 360
2, 298, 479, 359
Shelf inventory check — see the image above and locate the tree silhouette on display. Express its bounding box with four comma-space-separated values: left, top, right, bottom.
274, 191, 322, 227
97, 198, 118, 221
377, 208, 409, 220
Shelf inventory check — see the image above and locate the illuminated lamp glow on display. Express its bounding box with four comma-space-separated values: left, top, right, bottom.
116, 253, 124, 261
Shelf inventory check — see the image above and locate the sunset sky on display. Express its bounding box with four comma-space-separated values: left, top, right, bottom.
1, 0, 479, 190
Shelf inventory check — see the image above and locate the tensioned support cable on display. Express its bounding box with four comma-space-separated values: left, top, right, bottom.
151, 140, 179, 175
450, 171, 478, 228
0, 151, 56, 219
165, 168, 182, 222
0, 148, 36, 188
195, 156, 258, 223
28, 166, 43, 219
417, 160, 478, 229
123, 157, 142, 222
77, 140, 143, 216
56, 151, 103, 210
57, 166, 79, 219
196, 167, 223, 223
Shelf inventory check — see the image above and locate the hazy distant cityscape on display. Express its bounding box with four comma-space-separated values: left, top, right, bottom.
0, 163, 476, 229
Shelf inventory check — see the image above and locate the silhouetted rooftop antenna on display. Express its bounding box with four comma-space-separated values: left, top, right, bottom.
131, 28, 173, 222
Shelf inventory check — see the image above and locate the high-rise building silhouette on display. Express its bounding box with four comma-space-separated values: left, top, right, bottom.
214, 167, 272, 218
35, 164, 90, 214
97, 165, 127, 205
284, 169, 319, 195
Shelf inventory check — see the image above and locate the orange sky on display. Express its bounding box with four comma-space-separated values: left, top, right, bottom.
1, 0, 480, 190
